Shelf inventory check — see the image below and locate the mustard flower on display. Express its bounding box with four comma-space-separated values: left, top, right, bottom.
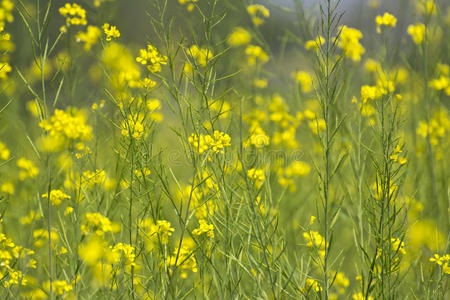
167, 238, 198, 278
42, 189, 71, 206
59, 3, 87, 27
102, 23, 120, 41
305, 36, 325, 51
245, 45, 269, 65
247, 4, 270, 26
292, 71, 313, 93
407, 23, 426, 44
81, 212, 120, 236
76, 26, 101, 50
375, 12, 397, 33
178, 0, 198, 12
353, 293, 374, 300
17, 157, 39, 180
136, 44, 167, 73
192, 219, 214, 238
338, 26, 365, 62
0, 62, 11, 80
247, 168, 265, 188
187, 45, 213, 67
1, 181, 14, 195
0, 141, 10, 160
0, 0, 14, 30
301, 278, 322, 293
227, 27, 251, 47
149, 220, 175, 244
39, 108, 93, 142
121, 113, 145, 139
44, 280, 73, 296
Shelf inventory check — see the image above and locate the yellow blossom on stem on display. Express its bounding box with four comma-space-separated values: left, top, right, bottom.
338, 26, 365, 62
375, 12, 397, 33
42, 189, 71, 206
247, 4, 270, 26
407, 23, 426, 44
192, 219, 214, 238
76, 26, 101, 50
59, 3, 87, 26
102, 23, 120, 41
227, 27, 251, 47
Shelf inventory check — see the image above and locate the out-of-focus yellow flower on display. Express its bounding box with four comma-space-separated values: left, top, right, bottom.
178, 0, 198, 12
227, 27, 251, 47
247, 4, 270, 26
301, 278, 322, 293
0, 181, 14, 195
192, 219, 214, 238
305, 36, 325, 51
17, 157, 39, 180
407, 23, 426, 44
76, 26, 101, 50
375, 12, 397, 33
0, 141, 10, 160
42, 189, 71, 206
245, 45, 269, 65
292, 71, 313, 93
338, 26, 365, 62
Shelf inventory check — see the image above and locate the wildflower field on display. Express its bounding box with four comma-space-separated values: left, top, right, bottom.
0, 0, 449, 298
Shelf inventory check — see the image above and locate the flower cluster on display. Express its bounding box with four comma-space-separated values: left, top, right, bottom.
81, 213, 120, 236
227, 27, 251, 47
189, 131, 231, 155
375, 12, 397, 33
102, 23, 120, 41
338, 26, 365, 62
59, 3, 87, 26
247, 4, 270, 26
245, 45, 269, 65
136, 44, 168, 73
42, 189, 71, 206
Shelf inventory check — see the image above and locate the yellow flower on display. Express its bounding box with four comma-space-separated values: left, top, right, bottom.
149, 220, 175, 244
245, 45, 269, 65
59, 3, 87, 26
187, 45, 213, 67
0, 141, 10, 160
43, 280, 73, 296
338, 26, 365, 62
42, 189, 71, 206
102, 23, 120, 41
136, 44, 167, 73
375, 12, 397, 33
247, 4, 270, 26
227, 27, 251, 47
247, 168, 265, 188
0, 181, 14, 195
167, 238, 198, 278
301, 278, 322, 293
178, 0, 198, 12
189, 131, 231, 155
305, 36, 325, 51
76, 26, 101, 50
81, 212, 120, 236
353, 293, 373, 300
121, 113, 145, 139
292, 71, 313, 93
17, 157, 39, 180
192, 219, 214, 238
407, 23, 426, 44
39, 108, 93, 143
